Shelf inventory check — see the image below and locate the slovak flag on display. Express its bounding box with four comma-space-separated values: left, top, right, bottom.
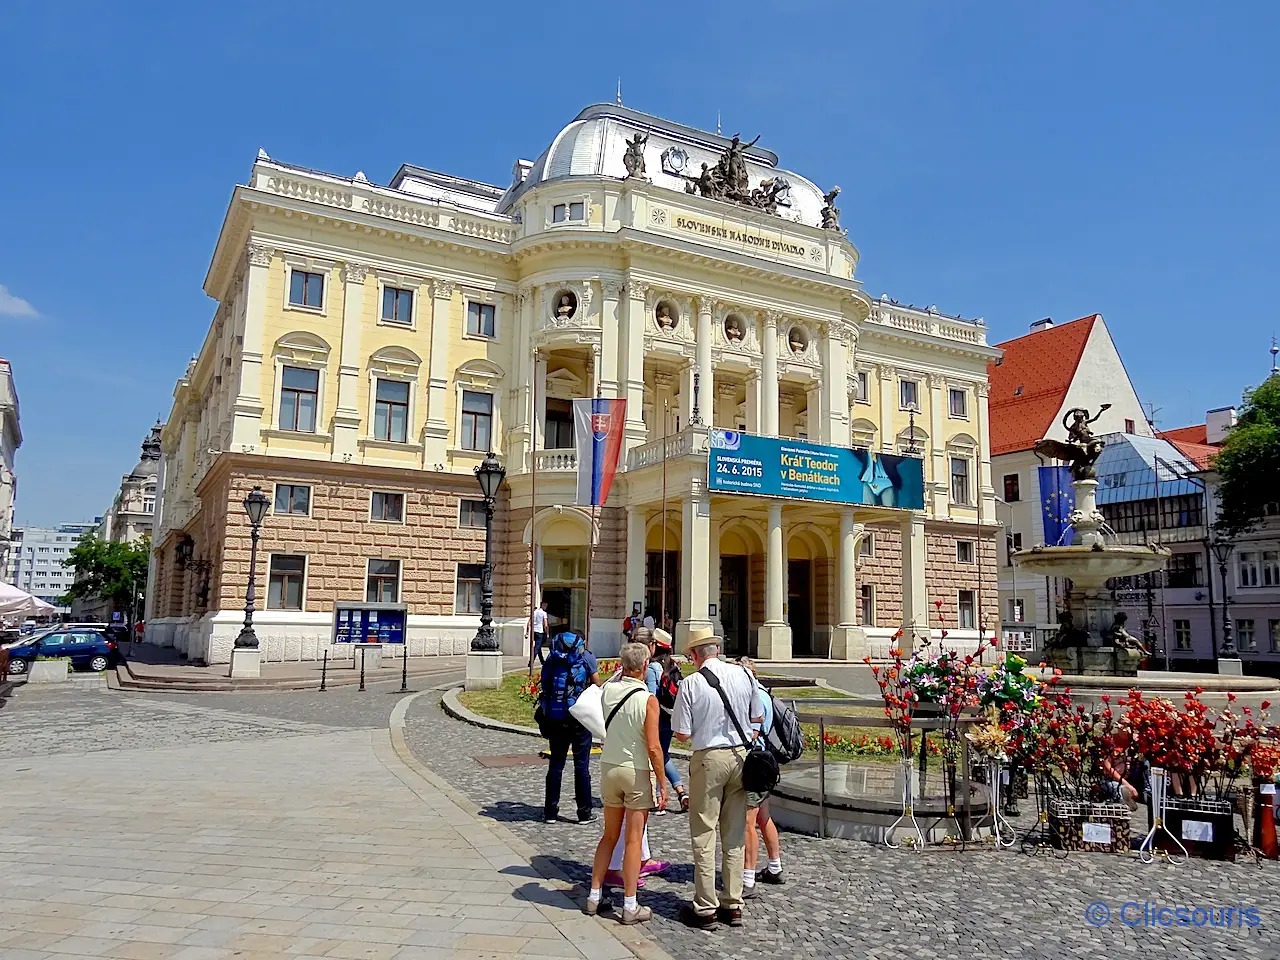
574, 398, 626, 507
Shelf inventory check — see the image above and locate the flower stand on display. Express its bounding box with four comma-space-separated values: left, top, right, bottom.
1019, 775, 1065, 857
974, 758, 1015, 848
885, 757, 925, 850
1139, 767, 1187, 864
1161, 795, 1237, 862
1049, 799, 1132, 853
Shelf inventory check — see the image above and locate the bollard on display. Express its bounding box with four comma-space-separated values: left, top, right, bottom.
359, 648, 366, 692
320, 650, 328, 692
400, 644, 408, 692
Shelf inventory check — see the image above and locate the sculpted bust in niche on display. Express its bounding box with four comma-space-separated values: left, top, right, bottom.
788, 327, 807, 355
725, 315, 745, 342
556, 293, 575, 321
656, 302, 677, 330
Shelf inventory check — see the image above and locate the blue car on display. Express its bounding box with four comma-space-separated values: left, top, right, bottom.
4, 628, 121, 676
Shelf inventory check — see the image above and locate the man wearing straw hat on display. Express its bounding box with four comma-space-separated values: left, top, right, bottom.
670, 625, 762, 928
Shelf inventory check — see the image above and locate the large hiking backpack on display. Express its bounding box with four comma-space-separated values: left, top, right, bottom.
765, 692, 806, 764
656, 657, 683, 710
540, 632, 590, 723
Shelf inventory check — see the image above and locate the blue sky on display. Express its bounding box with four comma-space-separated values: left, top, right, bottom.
2, 1, 1277, 527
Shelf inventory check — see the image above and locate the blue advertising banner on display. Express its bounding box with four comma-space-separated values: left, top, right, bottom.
708, 430, 925, 509
334, 604, 407, 644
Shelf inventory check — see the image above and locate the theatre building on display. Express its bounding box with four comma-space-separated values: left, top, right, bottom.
147, 103, 998, 664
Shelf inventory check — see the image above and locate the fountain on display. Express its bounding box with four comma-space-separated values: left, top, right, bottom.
1012, 405, 1169, 677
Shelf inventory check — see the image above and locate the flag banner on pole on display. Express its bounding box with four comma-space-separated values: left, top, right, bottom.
1039, 464, 1075, 546
574, 398, 626, 507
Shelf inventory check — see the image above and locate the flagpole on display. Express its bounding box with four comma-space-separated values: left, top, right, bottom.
660, 398, 669, 633
584, 383, 603, 652
527, 345, 539, 675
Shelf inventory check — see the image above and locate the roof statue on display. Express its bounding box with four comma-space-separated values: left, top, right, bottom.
820, 186, 842, 231
1034, 403, 1112, 481
622, 132, 648, 178
684, 133, 795, 216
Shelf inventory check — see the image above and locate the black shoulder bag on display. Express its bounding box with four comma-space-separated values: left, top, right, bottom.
697, 666, 780, 795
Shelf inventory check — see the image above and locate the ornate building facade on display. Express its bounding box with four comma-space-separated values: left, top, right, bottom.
148, 104, 998, 664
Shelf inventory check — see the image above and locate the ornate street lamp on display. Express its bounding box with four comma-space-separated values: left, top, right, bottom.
176, 534, 194, 567
471, 452, 506, 652
1210, 538, 1238, 659
236, 486, 271, 650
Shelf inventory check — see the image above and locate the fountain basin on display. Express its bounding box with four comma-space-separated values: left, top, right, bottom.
1012, 542, 1169, 587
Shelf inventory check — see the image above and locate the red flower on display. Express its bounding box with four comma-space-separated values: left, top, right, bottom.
1262, 700, 1272, 710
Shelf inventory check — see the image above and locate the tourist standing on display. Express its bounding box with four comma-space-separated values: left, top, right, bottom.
537, 631, 600, 823
739, 657, 784, 896
671, 627, 762, 928
642, 627, 688, 813
586, 642, 668, 924
529, 600, 551, 669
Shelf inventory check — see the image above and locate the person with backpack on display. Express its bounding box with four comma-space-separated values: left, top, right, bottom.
537, 631, 600, 824
670, 626, 764, 929
738, 658, 785, 896
642, 627, 689, 813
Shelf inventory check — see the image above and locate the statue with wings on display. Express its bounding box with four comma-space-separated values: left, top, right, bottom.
1034, 403, 1111, 481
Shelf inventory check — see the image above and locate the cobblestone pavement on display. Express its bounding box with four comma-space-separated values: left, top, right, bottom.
0, 683, 637, 960
405, 693, 1280, 960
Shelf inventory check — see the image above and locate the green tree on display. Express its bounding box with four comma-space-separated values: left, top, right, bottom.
58, 534, 150, 623
1213, 374, 1280, 537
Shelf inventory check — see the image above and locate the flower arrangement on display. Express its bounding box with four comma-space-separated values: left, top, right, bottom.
865, 630, 918, 759
978, 653, 1040, 713
965, 709, 1011, 761
806, 730, 941, 759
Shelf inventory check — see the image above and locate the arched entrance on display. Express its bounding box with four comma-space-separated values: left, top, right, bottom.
532, 510, 592, 637
718, 522, 762, 658
644, 517, 680, 631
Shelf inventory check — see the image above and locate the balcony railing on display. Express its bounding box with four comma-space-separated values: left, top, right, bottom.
627, 426, 710, 471
533, 449, 578, 472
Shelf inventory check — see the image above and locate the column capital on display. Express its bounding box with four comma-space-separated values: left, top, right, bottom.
976, 380, 990, 398
245, 242, 273, 267
926, 372, 947, 390
763, 310, 782, 329
696, 295, 716, 317
341, 261, 369, 283
602, 279, 626, 300
876, 362, 897, 382
431, 278, 456, 299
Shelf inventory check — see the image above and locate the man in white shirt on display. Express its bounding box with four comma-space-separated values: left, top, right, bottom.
529, 600, 550, 670
671, 626, 762, 929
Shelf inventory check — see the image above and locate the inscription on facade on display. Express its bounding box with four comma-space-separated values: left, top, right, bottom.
672, 215, 808, 259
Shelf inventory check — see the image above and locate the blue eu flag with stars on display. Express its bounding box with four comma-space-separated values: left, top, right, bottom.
1039, 465, 1075, 546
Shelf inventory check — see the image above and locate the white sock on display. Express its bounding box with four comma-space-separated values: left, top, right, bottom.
588, 888, 602, 903
624, 895, 638, 912
743, 869, 756, 887
767, 857, 782, 874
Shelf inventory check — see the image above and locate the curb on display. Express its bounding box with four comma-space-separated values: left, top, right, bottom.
385, 690, 674, 960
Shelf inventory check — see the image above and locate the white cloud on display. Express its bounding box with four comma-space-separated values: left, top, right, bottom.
0, 284, 39, 318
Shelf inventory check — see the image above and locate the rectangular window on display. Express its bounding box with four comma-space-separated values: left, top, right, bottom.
1237, 619, 1257, 652
274, 483, 311, 516
948, 387, 968, 419
899, 379, 919, 410
855, 371, 869, 403
569, 201, 585, 220
370, 491, 404, 523
858, 533, 875, 559
950, 457, 971, 505
1262, 550, 1280, 587
366, 559, 400, 603
455, 562, 483, 614
552, 203, 567, 223
279, 366, 319, 432
288, 269, 324, 309
860, 584, 875, 626
381, 286, 414, 325
552, 202, 584, 223
142, 497, 155, 513
1165, 552, 1202, 588
958, 590, 977, 629
1238, 551, 1260, 588
1174, 619, 1192, 650
267, 554, 306, 610
460, 390, 493, 451
459, 499, 486, 528
373, 379, 410, 443
1270, 620, 1280, 654
956, 540, 975, 564
1124, 418, 1136, 434
544, 398, 574, 449
1003, 473, 1020, 502
466, 301, 496, 338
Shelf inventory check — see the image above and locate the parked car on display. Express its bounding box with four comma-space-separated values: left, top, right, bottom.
4, 629, 121, 675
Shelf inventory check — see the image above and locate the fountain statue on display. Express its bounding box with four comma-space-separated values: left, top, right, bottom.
1013, 403, 1170, 677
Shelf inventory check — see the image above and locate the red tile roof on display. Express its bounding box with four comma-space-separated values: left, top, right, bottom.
987, 315, 1098, 456
1160, 423, 1209, 446
1159, 424, 1219, 469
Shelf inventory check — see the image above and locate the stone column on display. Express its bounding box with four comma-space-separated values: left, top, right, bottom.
758, 501, 792, 659
761, 312, 779, 437
532, 351, 548, 454
679, 361, 696, 431
715, 382, 738, 430
230, 242, 271, 452
825, 327, 851, 446
709, 512, 724, 636
625, 506, 647, 618
830, 509, 866, 659
900, 515, 928, 648
600, 281, 621, 399
333, 261, 367, 462
622, 278, 648, 450
877, 363, 896, 453
745, 372, 761, 434
677, 493, 713, 646
805, 380, 823, 442
511, 285, 535, 470
695, 296, 714, 426
424, 279, 455, 463
928, 373, 949, 516
977, 381, 995, 517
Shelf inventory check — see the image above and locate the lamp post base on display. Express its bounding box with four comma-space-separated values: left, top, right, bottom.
1216, 657, 1244, 676
465, 651, 504, 691
228, 647, 262, 679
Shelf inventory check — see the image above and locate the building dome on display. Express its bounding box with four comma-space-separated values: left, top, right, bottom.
502, 104, 832, 229
128, 423, 162, 480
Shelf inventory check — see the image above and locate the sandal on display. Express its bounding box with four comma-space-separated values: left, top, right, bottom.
678, 789, 690, 813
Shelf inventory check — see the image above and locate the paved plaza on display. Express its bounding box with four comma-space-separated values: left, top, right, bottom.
0, 680, 640, 960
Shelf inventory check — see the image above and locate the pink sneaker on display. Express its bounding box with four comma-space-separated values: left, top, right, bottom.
639, 860, 671, 877
603, 870, 645, 888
